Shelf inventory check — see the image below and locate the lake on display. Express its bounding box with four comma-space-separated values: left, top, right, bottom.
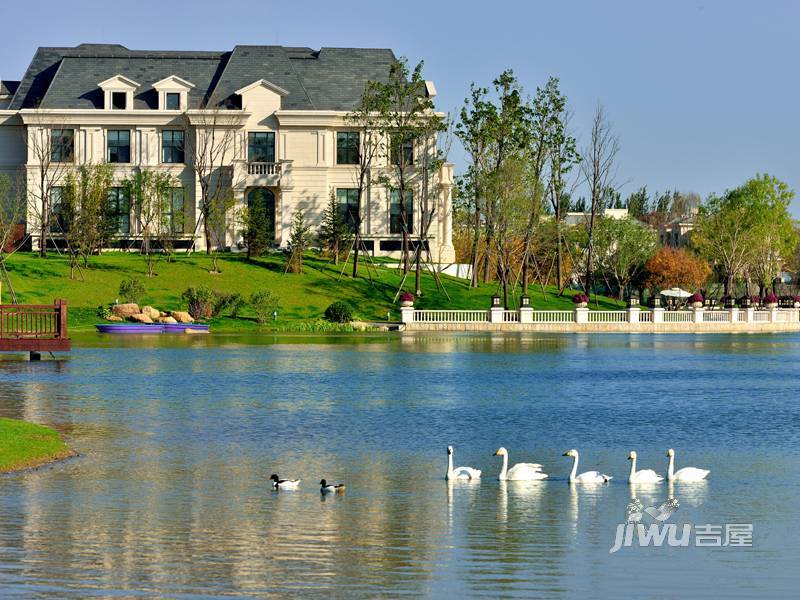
1, 332, 799, 598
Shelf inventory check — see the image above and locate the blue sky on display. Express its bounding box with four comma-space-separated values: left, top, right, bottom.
2, 0, 798, 212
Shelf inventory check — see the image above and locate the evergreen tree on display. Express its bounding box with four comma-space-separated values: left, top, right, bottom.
286, 209, 312, 273
317, 191, 351, 265
240, 200, 271, 259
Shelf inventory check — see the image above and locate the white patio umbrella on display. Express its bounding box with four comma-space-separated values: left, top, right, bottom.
659, 287, 693, 298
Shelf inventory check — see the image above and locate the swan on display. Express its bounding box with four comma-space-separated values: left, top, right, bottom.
319, 479, 346, 494
493, 447, 548, 481
562, 449, 612, 483
446, 445, 481, 480
270, 474, 300, 490
666, 449, 710, 482
627, 451, 663, 483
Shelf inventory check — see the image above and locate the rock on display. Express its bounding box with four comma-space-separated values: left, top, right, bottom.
111, 303, 140, 318
106, 315, 123, 322
158, 316, 177, 324
170, 311, 194, 323
128, 313, 153, 324
141, 306, 161, 320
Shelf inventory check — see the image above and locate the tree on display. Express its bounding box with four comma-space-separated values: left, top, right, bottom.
580, 104, 620, 295
122, 170, 180, 277
0, 173, 26, 299
285, 209, 312, 274
645, 247, 711, 292
625, 186, 649, 219
182, 107, 241, 254
238, 201, 271, 260
205, 189, 236, 274
345, 74, 389, 278
58, 164, 114, 279
693, 174, 795, 296
20, 115, 73, 256
317, 190, 352, 265
593, 216, 658, 299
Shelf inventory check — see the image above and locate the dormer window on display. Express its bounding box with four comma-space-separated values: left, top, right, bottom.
111, 92, 127, 110
152, 75, 195, 111
98, 75, 140, 111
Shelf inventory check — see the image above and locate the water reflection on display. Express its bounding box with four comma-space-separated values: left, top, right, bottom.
0, 334, 799, 597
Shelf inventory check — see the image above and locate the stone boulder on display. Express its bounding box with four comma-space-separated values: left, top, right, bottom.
158, 316, 178, 324
128, 313, 154, 324
111, 303, 140, 318
141, 306, 161, 320
106, 315, 124, 322
170, 311, 194, 323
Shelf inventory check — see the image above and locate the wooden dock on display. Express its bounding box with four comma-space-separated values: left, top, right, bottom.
0, 300, 71, 357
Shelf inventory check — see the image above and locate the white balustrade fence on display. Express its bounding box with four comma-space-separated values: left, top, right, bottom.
402, 306, 800, 329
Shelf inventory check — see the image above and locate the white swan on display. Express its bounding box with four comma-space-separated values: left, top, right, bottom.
562, 449, 612, 483
666, 448, 710, 482
320, 478, 346, 494
270, 474, 300, 490
627, 451, 663, 484
446, 445, 481, 480
493, 447, 548, 481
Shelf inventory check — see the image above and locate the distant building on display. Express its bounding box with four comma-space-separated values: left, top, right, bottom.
563, 207, 630, 226
656, 209, 699, 247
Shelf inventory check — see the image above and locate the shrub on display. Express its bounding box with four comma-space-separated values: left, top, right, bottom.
572, 293, 589, 304
213, 291, 245, 318
689, 293, 704, 303
751, 295, 762, 305
182, 286, 215, 320
764, 293, 779, 304
794, 295, 800, 304
250, 289, 280, 325
96, 304, 113, 319
325, 300, 354, 323
118, 277, 145, 304
399, 291, 415, 304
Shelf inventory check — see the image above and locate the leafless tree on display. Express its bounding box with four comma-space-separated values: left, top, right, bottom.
580, 104, 620, 295
20, 113, 73, 257
182, 107, 241, 254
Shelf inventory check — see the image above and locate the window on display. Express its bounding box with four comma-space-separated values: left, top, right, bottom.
336, 131, 359, 165
107, 130, 130, 163
391, 135, 414, 166
50, 187, 67, 233
247, 132, 275, 163
111, 91, 127, 110
162, 130, 184, 163
107, 187, 130, 234
336, 188, 360, 231
50, 129, 74, 163
390, 189, 414, 234
166, 188, 185, 233
165, 92, 181, 110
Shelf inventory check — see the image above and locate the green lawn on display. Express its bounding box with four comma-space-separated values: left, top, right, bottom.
4, 251, 626, 332
0, 418, 75, 473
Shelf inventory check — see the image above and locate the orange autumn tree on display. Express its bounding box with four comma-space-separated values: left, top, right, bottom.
645, 247, 711, 292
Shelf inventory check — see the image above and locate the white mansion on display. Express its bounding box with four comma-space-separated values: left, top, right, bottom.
0, 44, 455, 261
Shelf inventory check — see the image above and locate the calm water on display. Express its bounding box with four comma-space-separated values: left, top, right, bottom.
1, 332, 799, 598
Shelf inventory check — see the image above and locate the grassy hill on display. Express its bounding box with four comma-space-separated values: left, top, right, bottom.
4, 251, 626, 332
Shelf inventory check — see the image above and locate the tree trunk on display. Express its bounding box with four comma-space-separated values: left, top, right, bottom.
556, 221, 563, 290
482, 234, 493, 284
39, 193, 48, 258
351, 233, 359, 278
415, 245, 422, 295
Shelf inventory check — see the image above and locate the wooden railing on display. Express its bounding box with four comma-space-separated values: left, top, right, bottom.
0, 301, 70, 353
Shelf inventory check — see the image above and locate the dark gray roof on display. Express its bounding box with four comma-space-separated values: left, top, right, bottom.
9, 44, 397, 111
0, 80, 19, 96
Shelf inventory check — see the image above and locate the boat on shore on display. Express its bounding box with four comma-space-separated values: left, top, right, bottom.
95, 323, 210, 334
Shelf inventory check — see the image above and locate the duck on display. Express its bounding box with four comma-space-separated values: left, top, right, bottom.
319, 479, 346, 494
270, 474, 300, 490
445, 445, 481, 480
666, 448, 710, 482
627, 451, 663, 484
493, 447, 548, 481
562, 449, 612, 483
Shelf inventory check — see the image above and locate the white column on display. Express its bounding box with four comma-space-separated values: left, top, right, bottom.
574, 307, 589, 324
728, 307, 738, 323
745, 308, 755, 323
400, 306, 415, 324
652, 307, 664, 323
489, 307, 504, 324
519, 306, 533, 324
692, 307, 704, 323
769, 307, 779, 323
627, 307, 640, 323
